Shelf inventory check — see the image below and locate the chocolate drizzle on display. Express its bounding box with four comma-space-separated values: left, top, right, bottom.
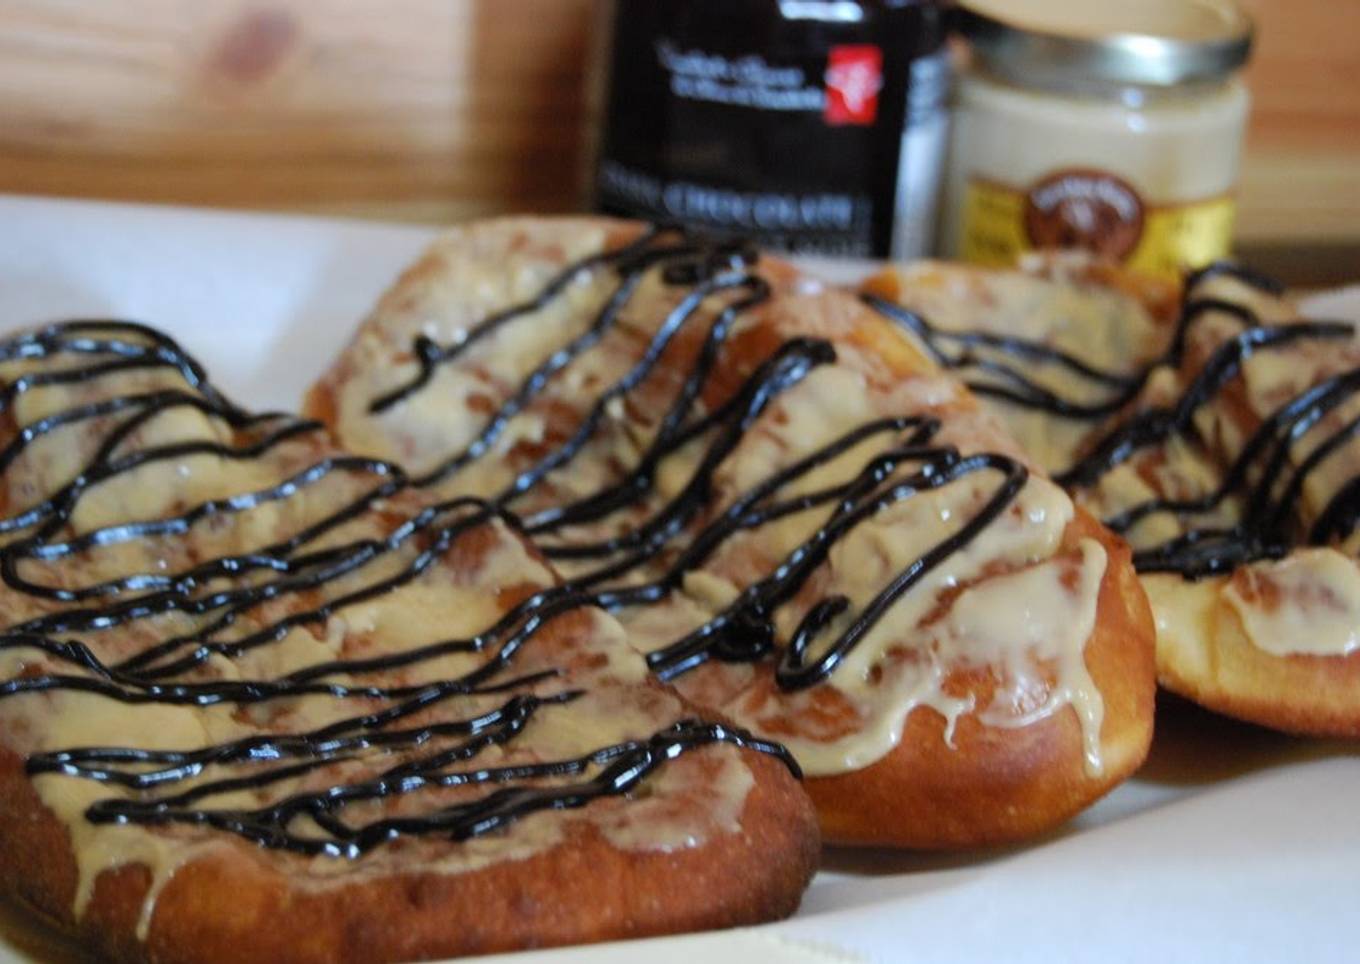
868, 262, 1360, 578
351, 227, 1035, 691
0, 319, 795, 859
74, 716, 770, 860
644, 442, 1026, 688
0, 225, 1056, 857
866, 296, 1148, 420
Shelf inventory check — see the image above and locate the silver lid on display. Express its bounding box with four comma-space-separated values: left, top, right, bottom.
957, 0, 1254, 88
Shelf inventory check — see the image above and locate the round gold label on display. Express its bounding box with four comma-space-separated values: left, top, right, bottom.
1023, 169, 1146, 261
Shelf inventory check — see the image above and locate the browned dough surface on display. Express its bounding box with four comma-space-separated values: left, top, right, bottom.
0, 744, 817, 964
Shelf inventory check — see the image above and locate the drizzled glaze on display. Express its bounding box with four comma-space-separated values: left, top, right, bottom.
871, 259, 1360, 657
318, 220, 1111, 778
0, 321, 796, 932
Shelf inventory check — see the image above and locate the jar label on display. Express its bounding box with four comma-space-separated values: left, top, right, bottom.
960, 171, 1236, 280
593, 2, 948, 259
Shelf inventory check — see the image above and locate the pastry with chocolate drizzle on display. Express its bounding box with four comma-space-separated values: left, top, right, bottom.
0, 320, 820, 962
866, 256, 1360, 738
309, 217, 1157, 848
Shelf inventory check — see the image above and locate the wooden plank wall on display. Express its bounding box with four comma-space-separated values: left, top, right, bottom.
0, 0, 1356, 246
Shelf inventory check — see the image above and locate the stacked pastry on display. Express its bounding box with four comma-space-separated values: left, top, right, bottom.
866, 258, 1360, 737
309, 218, 1157, 849
0, 219, 1168, 963
0, 320, 817, 962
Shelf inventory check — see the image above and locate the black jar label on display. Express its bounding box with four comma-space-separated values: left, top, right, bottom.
594, 0, 947, 259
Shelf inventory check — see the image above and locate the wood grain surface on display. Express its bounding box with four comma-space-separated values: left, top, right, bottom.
0, 1, 593, 222
0, 0, 1355, 249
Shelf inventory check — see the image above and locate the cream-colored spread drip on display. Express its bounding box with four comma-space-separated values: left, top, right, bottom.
1224, 549, 1360, 657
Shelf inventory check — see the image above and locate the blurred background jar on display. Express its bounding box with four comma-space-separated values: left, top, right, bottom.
590, 0, 949, 259
940, 0, 1254, 280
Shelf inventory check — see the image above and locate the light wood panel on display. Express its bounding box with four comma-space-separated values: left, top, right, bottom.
0, 0, 593, 221
1235, 0, 1360, 251
0, 0, 1355, 245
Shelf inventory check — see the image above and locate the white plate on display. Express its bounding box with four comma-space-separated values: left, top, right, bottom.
0, 194, 1357, 964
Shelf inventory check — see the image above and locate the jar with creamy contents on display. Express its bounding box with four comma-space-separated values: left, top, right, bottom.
939, 0, 1253, 280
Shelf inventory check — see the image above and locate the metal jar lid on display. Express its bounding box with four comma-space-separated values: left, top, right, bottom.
956, 0, 1254, 88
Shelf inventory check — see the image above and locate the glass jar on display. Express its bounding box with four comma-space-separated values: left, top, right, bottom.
591, 0, 950, 259
939, 0, 1253, 280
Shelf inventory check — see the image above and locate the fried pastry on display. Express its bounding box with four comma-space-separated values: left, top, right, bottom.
309, 218, 1157, 848
867, 258, 1360, 738
0, 320, 818, 962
